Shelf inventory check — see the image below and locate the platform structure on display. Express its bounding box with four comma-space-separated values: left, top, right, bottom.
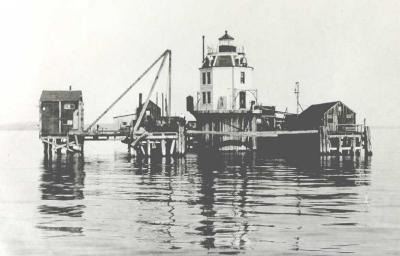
319, 124, 372, 156
40, 49, 176, 160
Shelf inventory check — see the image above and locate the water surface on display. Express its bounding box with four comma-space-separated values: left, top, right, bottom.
0, 129, 399, 255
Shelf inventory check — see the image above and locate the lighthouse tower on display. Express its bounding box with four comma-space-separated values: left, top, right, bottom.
187, 31, 260, 151
198, 31, 256, 111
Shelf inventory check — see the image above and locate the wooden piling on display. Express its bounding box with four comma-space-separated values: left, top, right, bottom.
177, 123, 186, 155
48, 139, 52, 159
170, 139, 176, 155
350, 137, 356, 156
56, 139, 61, 155
147, 140, 151, 157
319, 127, 325, 154
161, 139, 166, 156
251, 115, 257, 150
364, 126, 372, 156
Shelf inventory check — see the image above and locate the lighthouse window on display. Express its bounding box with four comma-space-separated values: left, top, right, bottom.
239, 91, 246, 109
240, 72, 245, 84
207, 91, 211, 104
202, 92, 206, 104
207, 72, 211, 84
202, 72, 206, 85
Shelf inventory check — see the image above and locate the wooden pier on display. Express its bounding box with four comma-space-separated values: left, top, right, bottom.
319, 124, 372, 156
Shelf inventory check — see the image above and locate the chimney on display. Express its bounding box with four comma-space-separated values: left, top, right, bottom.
139, 93, 142, 108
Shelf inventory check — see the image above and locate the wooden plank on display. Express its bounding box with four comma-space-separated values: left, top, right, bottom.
186, 130, 318, 137
328, 134, 362, 138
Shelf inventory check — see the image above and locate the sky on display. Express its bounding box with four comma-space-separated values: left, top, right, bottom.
0, 0, 399, 126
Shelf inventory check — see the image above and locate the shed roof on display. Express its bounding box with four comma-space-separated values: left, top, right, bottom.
299, 101, 338, 120
40, 90, 82, 102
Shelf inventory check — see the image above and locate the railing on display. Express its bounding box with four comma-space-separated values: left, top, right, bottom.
326, 124, 364, 135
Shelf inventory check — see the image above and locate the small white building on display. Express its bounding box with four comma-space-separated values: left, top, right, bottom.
113, 113, 136, 130
197, 31, 256, 111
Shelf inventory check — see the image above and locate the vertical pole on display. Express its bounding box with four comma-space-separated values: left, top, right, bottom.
43, 141, 48, 156
161, 139, 166, 156
323, 126, 329, 154
295, 82, 300, 115
178, 121, 185, 155
326, 133, 331, 154
168, 50, 172, 117
231, 67, 235, 109
338, 137, 342, 155
351, 137, 356, 156
56, 139, 61, 155
170, 139, 176, 155
252, 115, 257, 150
66, 135, 70, 154
147, 140, 151, 157
319, 126, 325, 154
202, 35, 205, 62
48, 138, 53, 159
161, 93, 164, 117
133, 53, 167, 132
80, 137, 84, 154
59, 101, 62, 133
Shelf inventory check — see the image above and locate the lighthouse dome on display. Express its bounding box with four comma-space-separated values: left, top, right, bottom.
218, 30, 236, 53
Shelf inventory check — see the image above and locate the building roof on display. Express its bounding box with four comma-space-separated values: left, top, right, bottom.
299, 101, 339, 120
219, 30, 234, 40
40, 90, 82, 102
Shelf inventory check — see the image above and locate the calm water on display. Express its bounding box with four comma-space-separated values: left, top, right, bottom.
0, 129, 399, 255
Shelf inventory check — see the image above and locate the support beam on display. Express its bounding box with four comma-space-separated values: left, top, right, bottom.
133, 52, 168, 132
86, 50, 169, 132
170, 139, 176, 155
58, 102, 62, 134
147, 140, 151, 157
161, 139, 166, 156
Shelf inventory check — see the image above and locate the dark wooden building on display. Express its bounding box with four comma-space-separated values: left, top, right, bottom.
39, 90, 84, 136
136, 100, 161, 122
296, 101, 356, 131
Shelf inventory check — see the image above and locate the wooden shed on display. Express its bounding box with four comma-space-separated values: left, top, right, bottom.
39, 90, 84, 136
297, 101, 356, 131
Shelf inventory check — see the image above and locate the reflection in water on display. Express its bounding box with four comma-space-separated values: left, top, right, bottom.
37, 154, 85, 235
41, 155, 85, 200
36, 148, 372, 253
193, 151, 372, 252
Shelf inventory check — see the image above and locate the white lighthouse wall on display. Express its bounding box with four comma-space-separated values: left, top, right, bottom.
198, 66, 255, 111
210, 66, 254, 110
210, 67, 233, 109
232, 66, 255, 109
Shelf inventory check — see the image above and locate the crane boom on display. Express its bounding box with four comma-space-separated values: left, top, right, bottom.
85, 50, 169, 132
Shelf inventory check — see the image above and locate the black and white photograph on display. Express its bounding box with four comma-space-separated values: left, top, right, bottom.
0, 0, 399, 255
